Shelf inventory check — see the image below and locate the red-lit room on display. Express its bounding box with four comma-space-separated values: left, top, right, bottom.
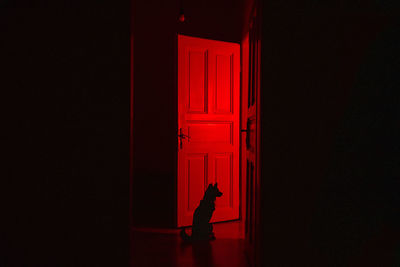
2, 0, 400, 266
131, 0, 400, 266
131, 0, 260, 266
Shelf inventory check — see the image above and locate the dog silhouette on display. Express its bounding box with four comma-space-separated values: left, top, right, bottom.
180, 183, 223, 242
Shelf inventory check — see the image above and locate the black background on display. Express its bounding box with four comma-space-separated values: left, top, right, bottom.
1, 2, 130, 267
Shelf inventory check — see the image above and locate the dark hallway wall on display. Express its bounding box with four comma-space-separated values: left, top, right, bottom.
132, 0, 244, 227
2, 5, 130, 267
259, 3, 399, 266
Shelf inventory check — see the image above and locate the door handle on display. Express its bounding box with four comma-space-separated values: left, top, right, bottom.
242, 128, 250, 149
177, 133, 191, 139
243, 119, 252, 149
178, 128, 190, 140
178, 128, 190, 149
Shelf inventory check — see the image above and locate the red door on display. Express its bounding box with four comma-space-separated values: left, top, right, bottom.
177, 35, 240, 227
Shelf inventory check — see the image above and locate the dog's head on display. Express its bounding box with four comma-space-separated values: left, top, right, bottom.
204, 183, 223, 201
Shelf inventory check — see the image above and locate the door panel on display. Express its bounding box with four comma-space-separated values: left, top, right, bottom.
187, 122, 232, 145
187, 49, 208, 113
178, 35, 240, 227
215, 54, 233, 113
187, 154, 207, 211
214, 152, 233, 208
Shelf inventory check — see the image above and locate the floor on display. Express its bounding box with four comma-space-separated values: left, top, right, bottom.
131, 221, 249, 267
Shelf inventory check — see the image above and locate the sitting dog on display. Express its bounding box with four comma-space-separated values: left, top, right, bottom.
180, 183, 223, 242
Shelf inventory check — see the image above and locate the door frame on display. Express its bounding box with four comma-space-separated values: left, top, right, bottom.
176, 34, 241, 228
241, 1, 261, 266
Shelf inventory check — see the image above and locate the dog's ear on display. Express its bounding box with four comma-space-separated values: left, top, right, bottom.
214, 183, 218, 188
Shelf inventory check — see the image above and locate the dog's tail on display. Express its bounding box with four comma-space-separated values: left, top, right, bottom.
180, 228, 191, 242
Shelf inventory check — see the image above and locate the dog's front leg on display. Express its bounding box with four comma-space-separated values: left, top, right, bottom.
207, 223, 213, 233
208, 224, 216, 240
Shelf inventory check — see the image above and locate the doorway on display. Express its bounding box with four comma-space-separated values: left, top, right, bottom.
177, 35, 241, 227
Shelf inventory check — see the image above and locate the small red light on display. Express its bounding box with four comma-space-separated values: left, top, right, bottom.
179, 14, 185, 22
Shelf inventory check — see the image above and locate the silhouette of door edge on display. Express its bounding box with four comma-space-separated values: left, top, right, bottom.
243, 6, 261, 266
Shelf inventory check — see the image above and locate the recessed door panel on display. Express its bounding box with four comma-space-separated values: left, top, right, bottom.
187, 122, 232, 145
215, 54, 233, 114
214, 153, 233, 208
188, 50, 208, 114
187, 154, 207, 212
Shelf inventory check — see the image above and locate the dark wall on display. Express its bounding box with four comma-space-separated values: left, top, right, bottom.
259, 3, 399, 266
313, 19, 400, 266
132, 0, 244, 227
2, 5, 130, 267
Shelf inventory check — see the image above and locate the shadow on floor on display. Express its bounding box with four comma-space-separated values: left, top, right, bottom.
131, 221, 248, 267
